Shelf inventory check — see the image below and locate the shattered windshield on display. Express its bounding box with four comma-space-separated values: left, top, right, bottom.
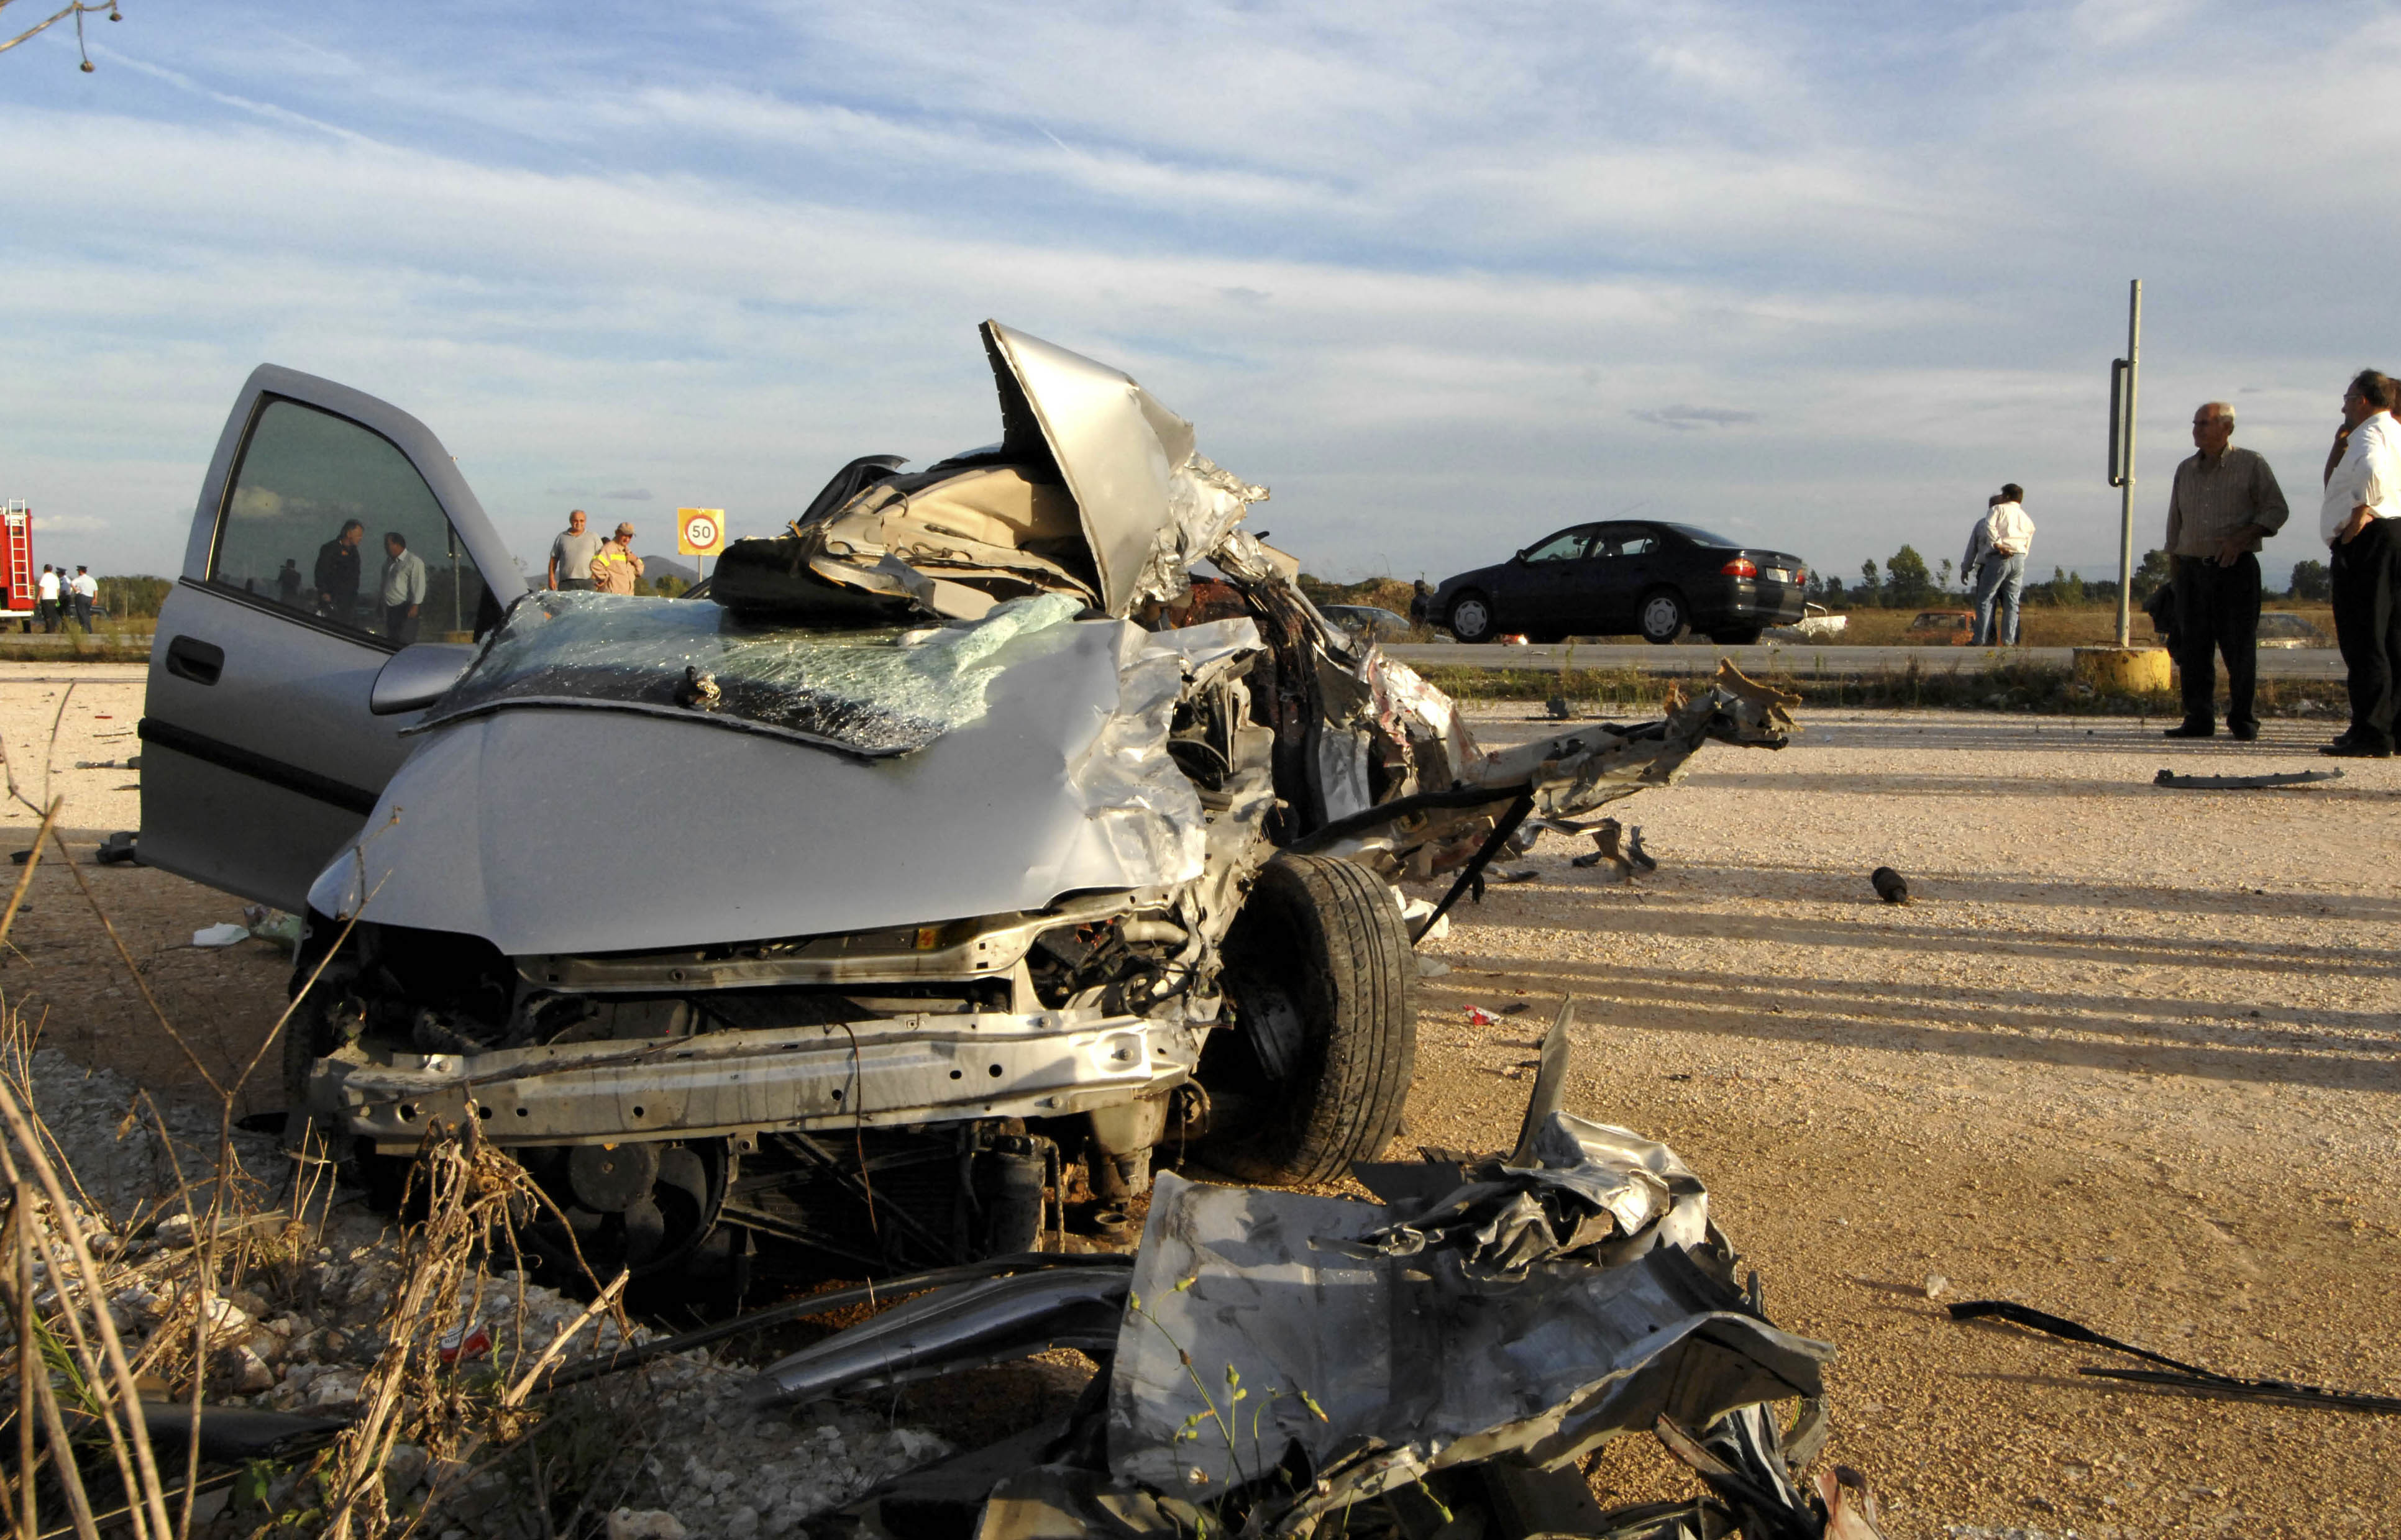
418, 590, 1084, 757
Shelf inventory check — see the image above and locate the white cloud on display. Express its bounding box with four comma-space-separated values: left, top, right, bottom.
0, 1, 2383, 590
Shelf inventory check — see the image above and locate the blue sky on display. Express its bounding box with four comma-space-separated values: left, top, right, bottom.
2, 1, 2391, 589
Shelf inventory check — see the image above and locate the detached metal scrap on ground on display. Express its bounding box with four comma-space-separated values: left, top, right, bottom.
757, 1006, 1885, 1540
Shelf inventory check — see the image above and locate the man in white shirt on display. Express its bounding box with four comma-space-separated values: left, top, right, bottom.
380, 530, 429, 645
69, 566, 97, 631
35, 565, 59, 634
1970, 484, 2034, 645
2321, 370, 2401, 757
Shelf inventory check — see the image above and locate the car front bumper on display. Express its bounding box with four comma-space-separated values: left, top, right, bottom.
310, 1008, 1204, 1152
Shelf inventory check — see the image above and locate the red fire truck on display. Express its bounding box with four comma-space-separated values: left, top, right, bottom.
1, 503, 32, 627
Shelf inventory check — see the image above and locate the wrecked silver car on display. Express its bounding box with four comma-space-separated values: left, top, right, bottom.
139, 322, 1794, 1283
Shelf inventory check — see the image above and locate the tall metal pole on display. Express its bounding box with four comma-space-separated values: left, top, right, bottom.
2115, 280, 2141, 647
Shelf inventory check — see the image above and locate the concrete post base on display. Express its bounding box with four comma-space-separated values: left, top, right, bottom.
2070, 645, 2172, 693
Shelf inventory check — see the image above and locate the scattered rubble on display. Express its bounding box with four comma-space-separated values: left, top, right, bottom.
7, 982, 1905, 1536
1870, 867, 1910, 904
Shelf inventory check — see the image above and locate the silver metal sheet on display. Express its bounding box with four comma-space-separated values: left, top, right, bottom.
1107, 1171, 1832, 1514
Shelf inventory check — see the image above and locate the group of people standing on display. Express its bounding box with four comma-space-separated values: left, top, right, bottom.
2156, 371, 2401, 757
32, 565, 96, 632
308, 520, 431, 643
545, 509, 645, 593
1944, 371, 2401, 757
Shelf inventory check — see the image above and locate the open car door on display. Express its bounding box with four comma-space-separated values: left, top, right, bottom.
140, 367, 525, 911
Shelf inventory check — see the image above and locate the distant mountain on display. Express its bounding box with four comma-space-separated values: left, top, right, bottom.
641, 554, 697, 585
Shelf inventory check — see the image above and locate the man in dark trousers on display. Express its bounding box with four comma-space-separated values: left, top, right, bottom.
379, 530, 428, 645
2161, 401, 2289, 739
2321, 370, 2401, 757
314, 518, 365, 624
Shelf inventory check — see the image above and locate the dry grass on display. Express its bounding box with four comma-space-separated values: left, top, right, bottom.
1826, 602, 2332, 647
0, 689, 654, 1539
0, 634, 152, 665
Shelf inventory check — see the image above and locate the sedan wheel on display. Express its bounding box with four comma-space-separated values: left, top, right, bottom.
1639, 590, 1691, 645
1206, 855, 1419, 1185
1447, 593, 1496, 643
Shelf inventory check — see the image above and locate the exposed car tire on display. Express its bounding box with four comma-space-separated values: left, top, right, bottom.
1210, 855, 1419, 1186
1446, 593, 1497, 643
1711, 627, 1764, 645
1639, 589, 1692, 645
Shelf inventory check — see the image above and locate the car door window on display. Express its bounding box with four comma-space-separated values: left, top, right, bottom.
1616, 535, 1658, 557
1523, 529, 1591, 562
211, 399, 495, 645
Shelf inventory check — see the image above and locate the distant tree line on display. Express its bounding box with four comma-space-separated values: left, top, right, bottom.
97, 575, 173, 618
1809, 546, 2330, 610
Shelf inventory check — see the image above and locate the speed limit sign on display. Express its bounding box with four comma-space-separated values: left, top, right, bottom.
677, 507, 726, 557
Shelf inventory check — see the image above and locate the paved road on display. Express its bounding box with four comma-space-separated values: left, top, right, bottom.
1382, 640, 2348, 679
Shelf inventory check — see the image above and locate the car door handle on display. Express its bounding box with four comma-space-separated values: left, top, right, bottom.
165, 634, 224, 686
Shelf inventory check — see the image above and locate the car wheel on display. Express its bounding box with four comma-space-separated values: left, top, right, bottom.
1710, 627, 1763, 645
1639, 589, 1691, 644
1209, 855, 1419, 1185
1446, 592, 1496, 643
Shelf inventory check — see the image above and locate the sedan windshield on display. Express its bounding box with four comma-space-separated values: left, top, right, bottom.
418, 590, 1084, 757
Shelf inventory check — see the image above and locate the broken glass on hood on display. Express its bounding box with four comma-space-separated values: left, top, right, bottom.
416, 589, 1085, 757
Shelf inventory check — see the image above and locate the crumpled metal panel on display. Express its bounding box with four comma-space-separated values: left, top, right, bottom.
1301, 662, 1798, 880
983, 322, 1265, 618
748, 1264, 1133, 1406
1068, 619, 1261, 890
1105, 1170, 1831, 1521
1347, 1113, 1711, 1280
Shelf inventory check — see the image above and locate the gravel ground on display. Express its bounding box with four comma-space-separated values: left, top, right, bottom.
1404, 706, 2401, 1539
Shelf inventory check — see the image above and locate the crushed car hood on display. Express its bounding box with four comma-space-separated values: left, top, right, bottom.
982, 321, 1259, 619
309, 615, 1261, 957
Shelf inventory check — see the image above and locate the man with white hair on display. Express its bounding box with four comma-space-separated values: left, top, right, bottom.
2321, 369, 2401, 757
2160, 401, 2289, 739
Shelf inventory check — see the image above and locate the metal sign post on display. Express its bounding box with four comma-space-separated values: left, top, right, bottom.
2106, 280, 2142, 647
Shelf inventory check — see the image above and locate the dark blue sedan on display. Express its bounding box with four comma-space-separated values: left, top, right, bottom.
1415, 520, 1809, 644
